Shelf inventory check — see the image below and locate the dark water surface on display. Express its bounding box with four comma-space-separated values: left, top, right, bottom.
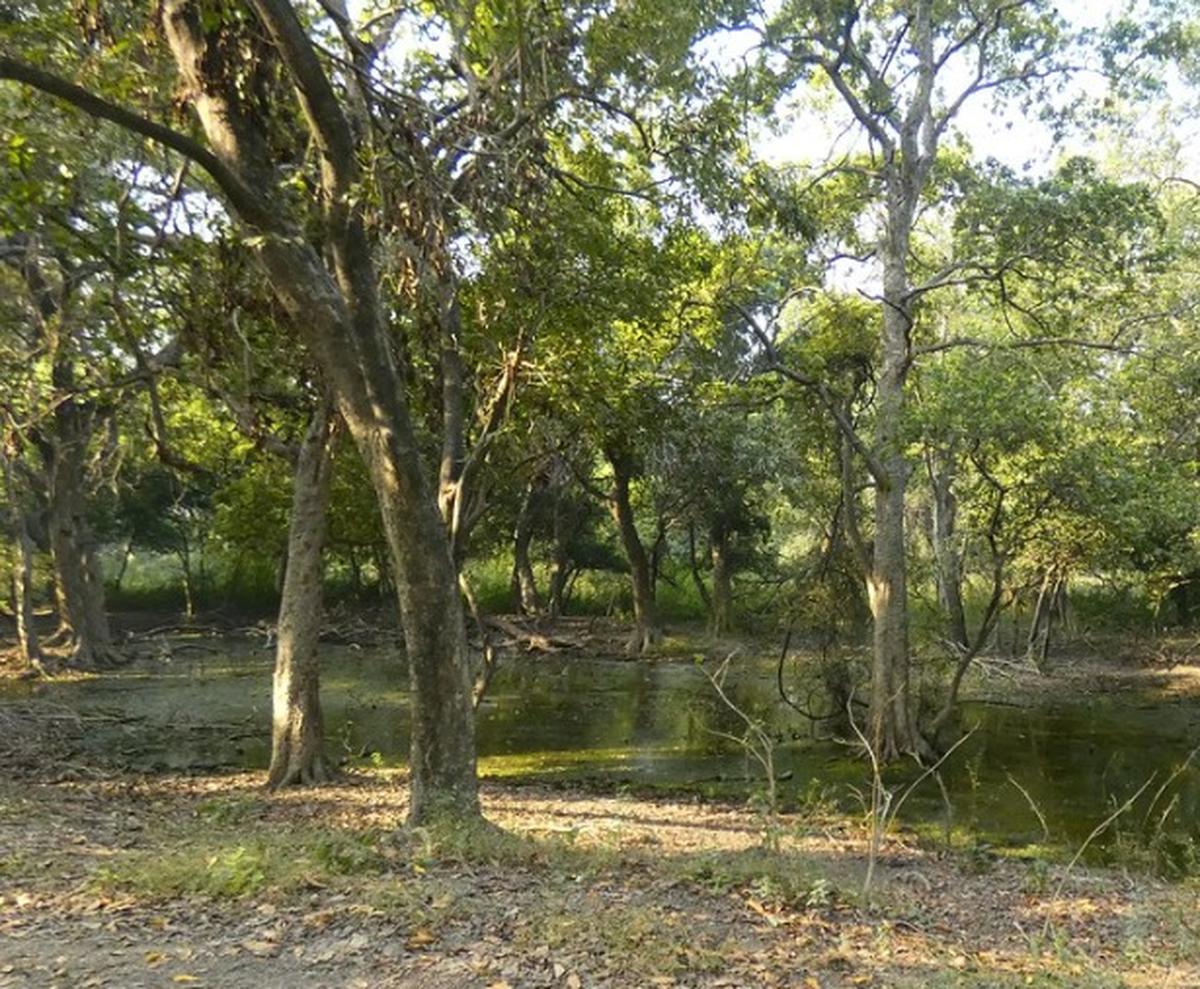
6, 642, 1200, 859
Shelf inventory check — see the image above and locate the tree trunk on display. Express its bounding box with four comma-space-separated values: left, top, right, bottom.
686, 522, 713, 620
710, 522, 734, 635
547, 561, 571, 618
2, 455, 41, 670
11, 511, 41, 670
162, 0, 479, 825
649, 514, 668, 600
866, 179, 920, 761
268, 402, 336, 789
436, 284, 468, 554
546, 486, 573, 618
47, 413, 115, 668
251, 233, 480, 821
177, 543, 195, 619
113, 537, 133, 593
14, 532, 40, 668
1026, 572, 1060, 673
510, 480, 542, 615
606, 449, 660, 654
925, 448, 969, 651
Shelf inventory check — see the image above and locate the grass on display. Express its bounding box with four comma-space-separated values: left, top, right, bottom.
513, 887, 730, 981
92, 822, 389, 899
672, 846, 849, 909
4, 771, 1197, 988
88, 804, 619, 903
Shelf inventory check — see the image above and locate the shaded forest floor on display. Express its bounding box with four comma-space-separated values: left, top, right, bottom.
2, 770, 1198, 989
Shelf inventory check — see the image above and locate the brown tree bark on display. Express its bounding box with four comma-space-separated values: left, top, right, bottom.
46, 406, 115, 668
686, 521, 713, 621
267, 401, 336, 789
159, 0, 480, 823
710, 522, 734, 635
2, 234, 116, 668
866, 166, 921, 760
605, 447, 660, 654
12, 520, 41, 670
1026, 572, 1064, 673
510, 480, 542, 616
546, 481, 577, 618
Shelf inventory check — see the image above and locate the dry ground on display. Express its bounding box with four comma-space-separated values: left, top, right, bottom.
1, 771, 1197, 989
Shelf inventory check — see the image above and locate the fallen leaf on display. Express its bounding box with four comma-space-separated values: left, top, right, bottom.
407, 928, 436, 948
242, 939, 278, 957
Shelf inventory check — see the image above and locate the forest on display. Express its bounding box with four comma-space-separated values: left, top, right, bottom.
2, 0, 1200, 986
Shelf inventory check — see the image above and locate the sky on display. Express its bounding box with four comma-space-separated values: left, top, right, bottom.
749, 0, 1199, 181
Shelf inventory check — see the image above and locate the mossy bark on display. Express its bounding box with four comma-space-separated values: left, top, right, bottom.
267, 402, 335, 789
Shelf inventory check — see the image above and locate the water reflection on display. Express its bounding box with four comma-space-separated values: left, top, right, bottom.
5, 642, 1199, 856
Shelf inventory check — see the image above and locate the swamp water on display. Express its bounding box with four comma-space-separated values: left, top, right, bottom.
6, 641, 1200, 866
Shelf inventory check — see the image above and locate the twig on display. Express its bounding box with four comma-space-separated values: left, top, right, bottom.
1006, 772, 1050, 843
1041, 775, 1157, 940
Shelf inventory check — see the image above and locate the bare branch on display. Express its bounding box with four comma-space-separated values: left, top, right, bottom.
912, 335, 1139, 358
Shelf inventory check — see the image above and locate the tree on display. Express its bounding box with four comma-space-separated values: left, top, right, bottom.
744, 0, 1086, 757
1, 2, 480, 820
268, 398, 337, 788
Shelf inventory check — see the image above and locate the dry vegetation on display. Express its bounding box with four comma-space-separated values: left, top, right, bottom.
1, 770, 1197, 988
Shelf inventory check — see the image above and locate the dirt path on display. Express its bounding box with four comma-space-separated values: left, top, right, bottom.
1, 772, 1196, 988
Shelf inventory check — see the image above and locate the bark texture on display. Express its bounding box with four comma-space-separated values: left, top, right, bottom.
865, 184, 919, 760
12, 519, 40, 669
46, 406, 114, 667
510, 480, 542, 616
267, 402, 336, 789
2, 234, 115, 668
606, 448, 660, 654
161, 0, 479, 823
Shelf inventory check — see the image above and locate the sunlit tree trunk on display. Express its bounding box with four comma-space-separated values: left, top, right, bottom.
7, 0, 481, 822
161, 0, 479, 824
866, 176, 920, 761
268, 401, 336, 788
1026, 572, 1064, 673
12, 521, 40, 669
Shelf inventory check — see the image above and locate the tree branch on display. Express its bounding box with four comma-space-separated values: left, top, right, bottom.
734, 300, 888, 483
0, 56, 274, 229
912, 335, 1138, 358
248, 0, 358, 192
